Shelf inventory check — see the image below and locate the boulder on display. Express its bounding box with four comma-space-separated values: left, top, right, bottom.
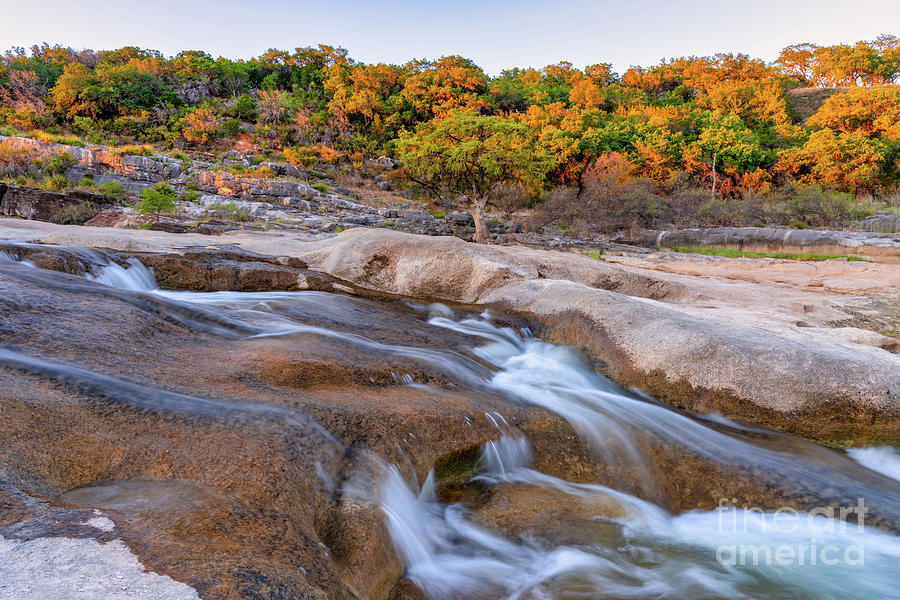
0, 185, 108, 222
857, 212, 900, 234
447, 213, 474, 226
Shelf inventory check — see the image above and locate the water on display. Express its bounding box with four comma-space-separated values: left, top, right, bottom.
85, 257, 158, 291
848, 446, 900, 482
2, 246, 899, 599
383, 437, 900, 600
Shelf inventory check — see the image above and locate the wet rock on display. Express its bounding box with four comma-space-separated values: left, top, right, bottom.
0, 260, 589, 599
3, 222, 897, 446
132, 250, 334, 292
483, 279, 900, 446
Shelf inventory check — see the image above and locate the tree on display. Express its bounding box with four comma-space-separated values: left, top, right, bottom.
49, 62, 166, 119
136, 183, 177, 222
807, 87, 900, 139
396, 111, 553, 242
0, 69, 48, 113
804, 130, 885, 192
181, 106, 223, 145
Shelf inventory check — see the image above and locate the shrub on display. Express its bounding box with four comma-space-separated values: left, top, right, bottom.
234, 94, 257, 121
182, 107, 224, 146
209, 201, 252, 223
0, 140, 52, 177
39, 173, 73, 192
136, 182, 177, 222
311, 182, 329, 193
489, 184, 532, 221
778, 185, 857, 228
181, 189, 201, 203
98, 181, 127, 201
51, 201, 100, 224
46, 151, 78, 175
114, 144, 154, 157
284, 146, 317, 167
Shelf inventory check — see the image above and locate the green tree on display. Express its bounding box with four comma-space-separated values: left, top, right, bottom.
136, 182, 177, 222
396, 111, 553, 242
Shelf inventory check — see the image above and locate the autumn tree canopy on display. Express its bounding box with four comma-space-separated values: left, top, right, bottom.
396, 111, 554, 242
1, 34, 898, 212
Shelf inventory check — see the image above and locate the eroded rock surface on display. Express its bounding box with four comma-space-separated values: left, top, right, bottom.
2, 220, 897, 446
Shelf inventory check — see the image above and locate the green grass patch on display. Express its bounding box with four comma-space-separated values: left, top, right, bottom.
585, 250, 604, 260
667, 246, 870, 262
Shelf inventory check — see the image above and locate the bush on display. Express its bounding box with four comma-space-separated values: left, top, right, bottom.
209, 201, 252, 222
181, 189, 201, 203
234, 94, 257, 121
39, 173, 73, 192
51, 201, 100, 224
311, 182, 329, 193
136, 182, 177, 222
0, 139, 52, 177
284, 146, 317, 167
98, 181, 126, 201
181, 107, 224, 146
489, 184, 532, 221
113, 144, 154, 157
778, 185, 857, 228
46, 151, 78, 175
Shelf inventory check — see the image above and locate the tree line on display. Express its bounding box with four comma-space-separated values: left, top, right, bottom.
1, 36, 898, 236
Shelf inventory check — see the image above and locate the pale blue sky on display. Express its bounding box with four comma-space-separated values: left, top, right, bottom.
3, 0, 897, 74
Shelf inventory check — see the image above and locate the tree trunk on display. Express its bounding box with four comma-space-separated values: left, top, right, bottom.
711, 151, 717, 200
472, 200, 488, 244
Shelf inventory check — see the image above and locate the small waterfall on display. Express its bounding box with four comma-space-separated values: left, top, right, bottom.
475, 435, 532, 480
86, 258, 158, 291
848, 446, 900, 482
0, 250, 36, 267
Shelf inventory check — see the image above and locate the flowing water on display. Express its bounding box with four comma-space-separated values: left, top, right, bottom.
1, 247, 898, 599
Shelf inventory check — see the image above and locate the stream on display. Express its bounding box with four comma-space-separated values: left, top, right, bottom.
1, 246, 899, 599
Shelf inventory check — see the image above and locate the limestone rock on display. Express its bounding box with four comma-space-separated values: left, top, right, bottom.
0, 185, 109, 222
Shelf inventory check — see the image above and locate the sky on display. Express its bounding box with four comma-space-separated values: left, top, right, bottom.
2, 0, 898, 74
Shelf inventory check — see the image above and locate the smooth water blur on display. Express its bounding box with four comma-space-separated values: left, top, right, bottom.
85, 257, 158, 291
383, 437, 900, 600
848, 446, 900, 482
431, 317, 900, 509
